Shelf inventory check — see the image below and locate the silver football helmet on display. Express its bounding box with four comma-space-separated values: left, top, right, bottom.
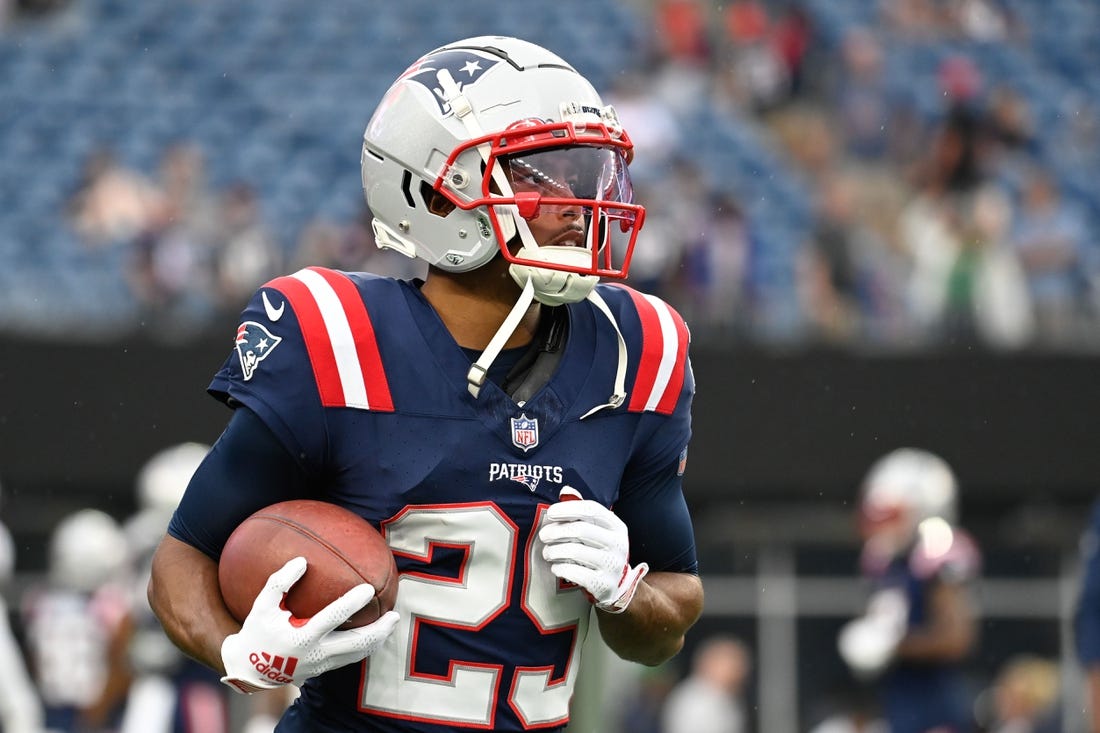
859, 448, 959, 560
361, 36, 644, 306
49, 508, 130, 593
136, 441, 210, 517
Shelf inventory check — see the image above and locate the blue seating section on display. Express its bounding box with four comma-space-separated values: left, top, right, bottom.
804, 0, 1100, 237
0, 0, 650, 334
2, 0, 1095, 340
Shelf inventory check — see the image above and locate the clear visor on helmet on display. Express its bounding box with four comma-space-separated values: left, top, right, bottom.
438, 120, 646, 279
502, 146, 633, 208
493, 145, 639, 276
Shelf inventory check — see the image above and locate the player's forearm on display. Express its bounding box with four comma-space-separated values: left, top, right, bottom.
895, 583, 976, 662
596, 571, 703, 666
148, 534, 241, 674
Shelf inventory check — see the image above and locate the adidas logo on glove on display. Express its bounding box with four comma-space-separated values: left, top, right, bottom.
250, 651, 299, 684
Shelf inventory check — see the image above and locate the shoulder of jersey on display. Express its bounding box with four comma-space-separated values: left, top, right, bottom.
908, 524, 981, 583
256, 266, 399, 412
592, 283, 692, 416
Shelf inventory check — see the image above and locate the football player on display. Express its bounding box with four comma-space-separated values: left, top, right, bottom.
148, 35, 704, 732
120, 442, 237, 733
23, 508, 134, 732
0, 482, 45, 733
838, 448, 980, 733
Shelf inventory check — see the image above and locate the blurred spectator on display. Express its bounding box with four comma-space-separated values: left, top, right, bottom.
604, 72, 682, 182
679, 191, 751, 339
983, 85, 1038, 195
23, 509, 134, 733
648, 0, 712, 112
948, 0, 1011, 42
624, 181, 683, 297
68, 148, 163, 248
839, 449, 980, 733
769, 2, 812, 100
292, 218, 364, 272
723, 0, 769, 46
213, 181, 283, 311
963, 184, 1034, 348
715, 0, 789, 114
833, 28, 892, 163
798, 170, 880, 343
653, 0, 711, 66
880, 0, 942, 38
896, 184, 963, 340
0, 482, 46, 733
660, 634, 751, 733
156, 144, 220, 243
931, 99, 988, 196
1008, 168, 1090, 344
125, 145, 222, 331
978, 655, 1060, 733
13, 0, 71, 18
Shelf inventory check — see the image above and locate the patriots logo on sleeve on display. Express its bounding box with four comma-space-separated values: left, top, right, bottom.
235, 321, 282, 381
402, 49, 500, 116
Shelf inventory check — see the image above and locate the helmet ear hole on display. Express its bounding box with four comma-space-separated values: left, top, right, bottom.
420, 181, 457, 217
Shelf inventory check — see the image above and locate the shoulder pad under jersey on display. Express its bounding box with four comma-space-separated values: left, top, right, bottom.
593, 283, 693, 416
908, 522, 981, 583
237, 266, 396, 411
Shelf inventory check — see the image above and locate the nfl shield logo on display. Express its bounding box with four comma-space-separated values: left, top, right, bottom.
511, 413, 539, 453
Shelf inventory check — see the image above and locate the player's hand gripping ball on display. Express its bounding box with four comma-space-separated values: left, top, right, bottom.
218, 500, 398, 629
217, 500, 401, 693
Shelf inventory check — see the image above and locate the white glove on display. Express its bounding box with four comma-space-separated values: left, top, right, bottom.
220, 556, 400, 694
837, 589, 908, 678
538, 486, 649, 614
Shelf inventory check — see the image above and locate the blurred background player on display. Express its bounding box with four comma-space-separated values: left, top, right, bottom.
0, 480, 46, 733
22, 508, 133, 733
838, 448, 981, 733
120, 442, 241, 733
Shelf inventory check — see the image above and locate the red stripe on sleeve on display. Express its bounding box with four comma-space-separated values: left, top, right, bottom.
309, 268, 394, 412
654, 302, 689, 415
618, 286, 665, 413
267, 275, 346, 407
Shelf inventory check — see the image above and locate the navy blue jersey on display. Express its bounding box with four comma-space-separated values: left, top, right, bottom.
865, 528, 980, 733
173, 267, 697, 732
1075, 500, 1100, 666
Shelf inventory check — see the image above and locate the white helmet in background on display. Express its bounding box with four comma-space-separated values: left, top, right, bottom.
136, 441, 210, 516
859, 448, 959, 557
49, 509, 130, 593
361, 35, 645, 306
127, 442, 209, 558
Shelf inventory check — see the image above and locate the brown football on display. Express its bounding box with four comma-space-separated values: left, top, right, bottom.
218, 499, 397, 630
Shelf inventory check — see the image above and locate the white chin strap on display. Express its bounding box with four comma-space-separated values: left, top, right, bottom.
466, 272, 628, 418
466, 277, 537, 400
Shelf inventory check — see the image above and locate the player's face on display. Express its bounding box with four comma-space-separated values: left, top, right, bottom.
502, 146, 631, 249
